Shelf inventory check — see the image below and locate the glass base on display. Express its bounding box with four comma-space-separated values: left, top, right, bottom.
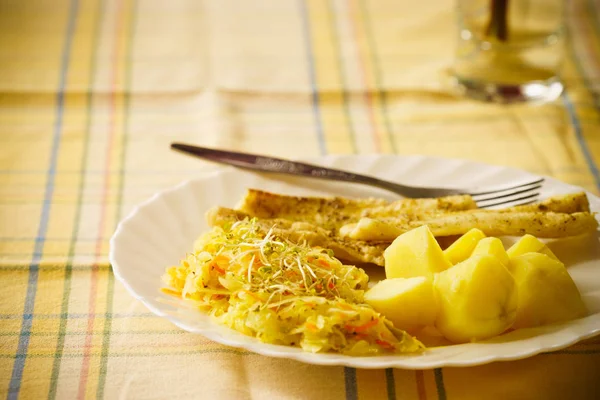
453, 76, 564, 104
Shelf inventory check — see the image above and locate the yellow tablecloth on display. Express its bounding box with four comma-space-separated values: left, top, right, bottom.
2, 0, 600, 398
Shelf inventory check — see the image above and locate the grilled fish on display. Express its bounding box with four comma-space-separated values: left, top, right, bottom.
507, 192, 590, 213
237, 189, 477, 232
206, 206, 389, 266
340, 211, 598, 241
222, 189, 597, 265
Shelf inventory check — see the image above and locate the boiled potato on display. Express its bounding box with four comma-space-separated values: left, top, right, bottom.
434, 255, 518, 343
443, 228, 486, 265
507, 234, 558, 261
510, 253, 587, 329
471, 237, 509, 267
384, 225, 452, 279
365, 277, 437, 332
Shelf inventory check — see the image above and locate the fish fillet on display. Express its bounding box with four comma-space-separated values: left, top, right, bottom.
507, 192, 590, 213
221, 189, 597, 265
206, 206, 388, 266
237, 189, 477, 231
341, 212, 598, 240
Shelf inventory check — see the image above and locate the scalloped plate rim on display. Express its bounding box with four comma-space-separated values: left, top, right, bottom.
109, 154, 600, 369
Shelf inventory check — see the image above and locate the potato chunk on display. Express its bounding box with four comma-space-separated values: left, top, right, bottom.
510, 253, 587, 329
507, 234, 558, 261
471, 237, 509, 267
365, 277, 437, 332
434, 255, 518, 343
443, 228, 486, 265
384, 225, 452, 279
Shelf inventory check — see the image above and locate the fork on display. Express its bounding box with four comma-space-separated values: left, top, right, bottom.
171, 143, 544, 209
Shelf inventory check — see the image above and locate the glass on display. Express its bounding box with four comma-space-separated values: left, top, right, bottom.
452, 0, 564, 103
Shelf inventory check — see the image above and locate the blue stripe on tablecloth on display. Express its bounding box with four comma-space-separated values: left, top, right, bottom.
358, 0, 397, 153
48, 0, 105, 398
298, 0, 326, 155
563, 2, 600, 190
385, 368, 396, 400
588, 0, 600, 43
326, 0, 357, 153
7, 0, 80, 398
343, 366, 358, 400
434, 368, 447, 400
562, 92, 600, 190
568, 0, 600, 110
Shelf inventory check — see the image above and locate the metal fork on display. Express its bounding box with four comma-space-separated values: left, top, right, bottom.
171, 143, 544, 209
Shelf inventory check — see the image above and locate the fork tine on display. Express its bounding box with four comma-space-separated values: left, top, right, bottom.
476, 192, 540, 209
468, 178, 545, 197
470, 183, 543, 202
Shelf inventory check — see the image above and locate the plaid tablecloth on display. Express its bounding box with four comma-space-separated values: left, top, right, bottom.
2, 0, 600, 398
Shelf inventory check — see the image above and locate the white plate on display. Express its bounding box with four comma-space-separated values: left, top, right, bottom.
109, 155, 600, 369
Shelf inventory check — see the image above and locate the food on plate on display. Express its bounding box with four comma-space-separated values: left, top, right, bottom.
361, 196, 477, 217
237, 189, 388, 231
443, 228, 486, 265
239, 189, 590, 226
162, 218, 424, 355
384, 225, 452, 279
434, 255, 518, 343
207, 203, 596, 270
509, 253, 587, 329
370, 225, 588, 343
471, 237, 509, 266
364, 277, 437, 333
506, 234, 559, 261
207, 206, 389, 266
227, 190, 597, 266
238, 189, 477, 231
342, 211, 598, 241
509, 192, 590, 214
164, 188, 595, 353
338, 218, 403, 241
239, 189, 595, 239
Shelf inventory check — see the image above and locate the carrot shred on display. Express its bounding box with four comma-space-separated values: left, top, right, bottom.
212, 264, 226, 274
161, 287, 182, 297
209, 255, 229, 274
376, 339, 394, 349
347, 318, 379, 333
305, 322, 318, 332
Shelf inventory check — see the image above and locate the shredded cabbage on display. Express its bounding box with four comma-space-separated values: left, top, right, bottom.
163, 218, 424, 355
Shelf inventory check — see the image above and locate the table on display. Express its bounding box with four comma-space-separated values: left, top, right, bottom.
1, 0, 600, 398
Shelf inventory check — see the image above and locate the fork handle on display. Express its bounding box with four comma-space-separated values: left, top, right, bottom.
171, 143, 424, 197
